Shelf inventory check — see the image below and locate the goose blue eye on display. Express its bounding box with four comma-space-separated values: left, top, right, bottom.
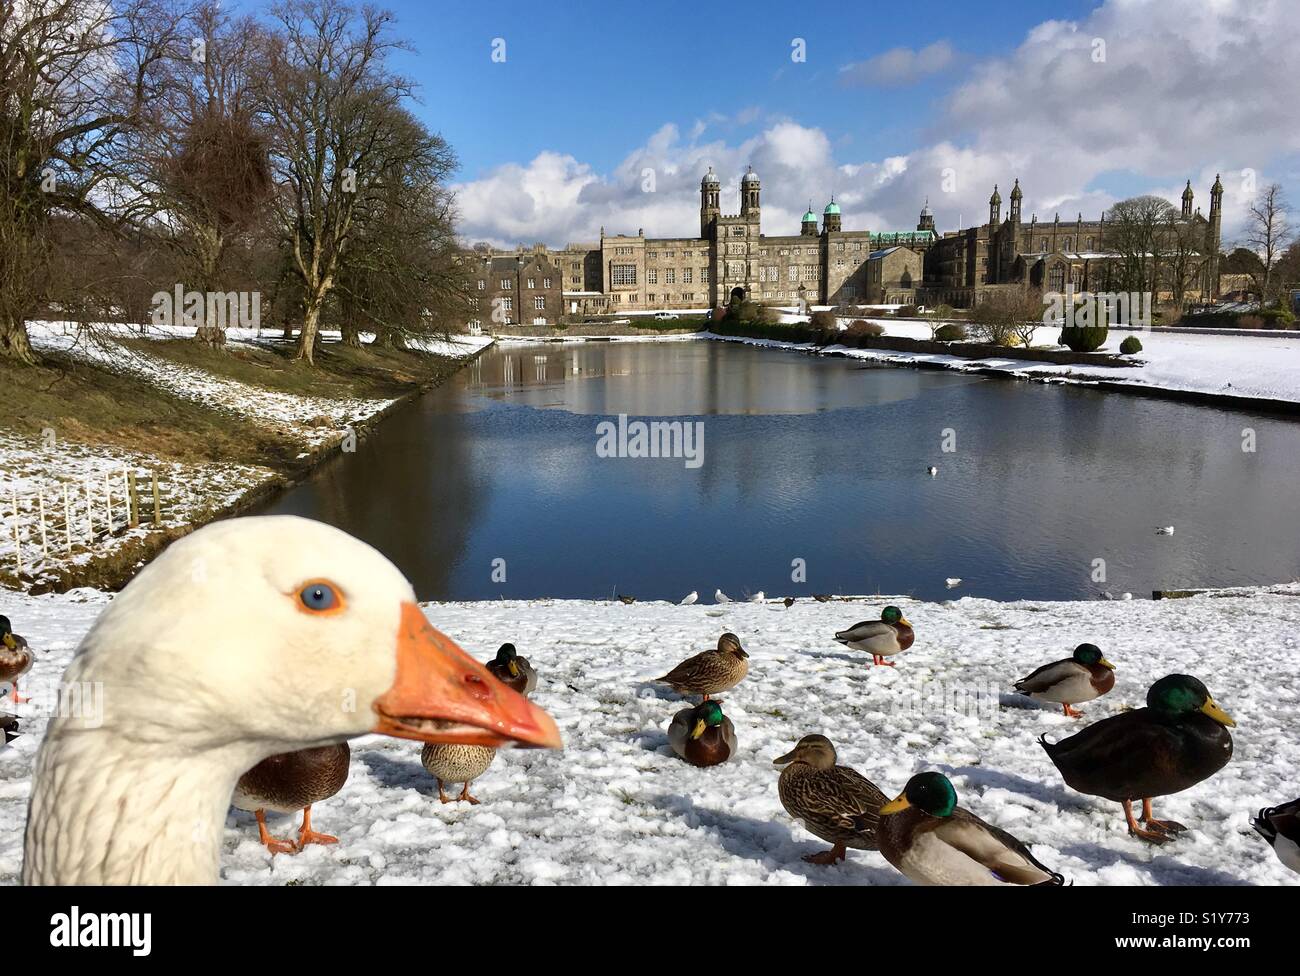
299, 582, 340, 612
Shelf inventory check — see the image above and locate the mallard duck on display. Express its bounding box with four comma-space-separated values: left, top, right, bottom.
878, 772, 1064, 885
1252, 798, 1300, 874
0, 615, 33, 704
773, 734, 887, 864
834, 605, 914, 666
1040, 673, 1234, 844
668, 700, 736, 767
656, 633, 749, 700
1014, 642, 1115, 717
232, 743, 351, 854
421, 742, 496, 803
23, 516, 562, 884
486, 642, 537, 696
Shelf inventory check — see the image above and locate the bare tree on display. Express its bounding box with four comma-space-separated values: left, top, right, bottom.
1243, 183, 1292, 301
1103, 195, 1177, 298
0, 0, 183, 364
970, 287, 1041, 346
257, 0, 412, 364
1163, 214, 1204, 312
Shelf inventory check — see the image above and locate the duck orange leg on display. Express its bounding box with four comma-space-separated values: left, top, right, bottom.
1140, 798, 1187, 836
803, 842, 847, 865
1123, 800, 1173, 844
872, 654, 896, 667
296, 805, 338, 848
1062, 703, 1084, 717
255, 809, 298, 855
10, 681, 26, 705
437, 778, 451, 803
458, 782, 481, 805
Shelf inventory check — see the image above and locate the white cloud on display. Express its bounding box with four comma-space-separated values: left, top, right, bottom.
839, 40, 956, 88
454, 0, 1300, 248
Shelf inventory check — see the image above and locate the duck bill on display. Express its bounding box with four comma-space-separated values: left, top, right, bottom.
1200, 697, 1236, 728
372, 603, 562, 749
899, 617, 913, 628
1, 633, 15, 651
772, 748, 798, 766
691, 719, 707, 740
879, 794, 911, 816
1099, 658, 1116, 670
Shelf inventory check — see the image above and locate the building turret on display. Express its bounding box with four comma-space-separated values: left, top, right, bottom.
989, 184, 1001, 226
1182, 179, 1194, 219
1207, 174, 1224, 300
823, 197, 841, 233
801, 203, 818, 237
1009, 178, 1022, 223
700, 167, 721, 237
917, 198, 935, 233
740, 166, 760, 218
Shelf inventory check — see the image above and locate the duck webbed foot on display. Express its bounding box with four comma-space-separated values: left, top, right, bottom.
437, 778, 451, 803
255, 809, 299, 856
1141, 799, 1187, 836
872, 655, 896, 667
802, 842, 847, 864
1123, 800, 1177, 844
296, 805, 339, 848
458, 782, 481, 805
1062, 703, 1084, 717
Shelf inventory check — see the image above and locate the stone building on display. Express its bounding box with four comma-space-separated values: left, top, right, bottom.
866, 246, 924, 304
919, 176, 1224, 308
465, 247, 563, 330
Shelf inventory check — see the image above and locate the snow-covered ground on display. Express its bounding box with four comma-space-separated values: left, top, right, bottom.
2, 324, 492, 586
2, 586, 1295, 885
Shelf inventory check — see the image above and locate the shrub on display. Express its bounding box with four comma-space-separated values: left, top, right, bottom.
1120, 335, 1143, 354
933, 323, 967, 342
757, 305, 783, 326
809, 309, 837, 330
934, 303, 954, 318
1059, 297, 1109, 351
841, 320, 885, 347
895, 304, 919, 317
1236, 314, 1266, 329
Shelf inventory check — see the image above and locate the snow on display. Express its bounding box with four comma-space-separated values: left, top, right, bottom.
2, 586, 1296, 885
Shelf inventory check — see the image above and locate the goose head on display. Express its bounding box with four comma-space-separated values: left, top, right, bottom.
23, 516, 561, 884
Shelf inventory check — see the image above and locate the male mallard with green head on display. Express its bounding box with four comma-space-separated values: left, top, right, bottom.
1040, 673, 1235, 843
834, 606, 913, 667
1014, 642, 1116, 717
232, 743, 351, 854
668, 700, 736, 767
487, 642, 537, 696
657, 633, 748, 700
1252, 798, 1300, 875
0, 615, 33, 705
773, 734, 887, 864
878, 772, 1064, 885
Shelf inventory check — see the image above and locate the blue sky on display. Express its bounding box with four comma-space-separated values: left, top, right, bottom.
237, 0, 1300, 248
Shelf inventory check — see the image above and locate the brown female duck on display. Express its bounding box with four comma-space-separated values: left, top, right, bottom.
232, 743, 351, 854
773, 734, 887, 864
657, 633, 748, 700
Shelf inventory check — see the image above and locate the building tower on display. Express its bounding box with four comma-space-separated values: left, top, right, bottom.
1207, 173, 1223, 300
801, 203, 819, 236
740, 166, 761, 220
822, 197, 841, 233
917, 199, 936, 233
1009, 179, 1022, 223
1182, 179, 1194, 219
700, 167, 721, 238
989, 184, 1002, 227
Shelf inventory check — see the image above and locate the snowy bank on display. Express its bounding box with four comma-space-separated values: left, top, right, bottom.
1, 586, 1295, 885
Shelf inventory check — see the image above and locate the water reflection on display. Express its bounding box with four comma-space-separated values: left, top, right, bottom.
260, 340, 1300, 603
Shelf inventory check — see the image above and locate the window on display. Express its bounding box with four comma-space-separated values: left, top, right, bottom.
648, 269, 658, 284
788, 266, 798, 282
534, 296, 545, 310
701, 268, 709, 283
1064, 238, 1072, 252
648, 294, 656, 303
501, 279, 513, 290
543, 277, 552, 288
470, 298, 479, 310
476, 280, 485, 290
730, 226, 745, 237
611, 264, 637, 286
647, 251, 657, 259
533, 316, 547, 325
665, 269, 676, 284
727, 262, 744, 278
500, 297, 513, 311
527, 278, 535, 289
615, 246, 634, 256
682, 268, 693, 284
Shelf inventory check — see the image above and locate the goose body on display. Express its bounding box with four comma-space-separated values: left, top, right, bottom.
1252, 798, 1300, 874
421, 742, 497, 804
0, 616, 33, 704
834, 606, 914, 666
878, 772, 1063, 886
1040, 674, 1234, 843
233, 743, 351, 853
667, 701, 736, 767
1014, 643, 1115, 717
773, 734, 886, 863
656, 633, 749, 699
22, 516, 561, 884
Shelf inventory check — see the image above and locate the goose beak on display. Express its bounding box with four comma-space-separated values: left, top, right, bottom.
879, 793, 911, 816
372, 604, 563, 749
1200, 697, 1236, 728
1100, 658, 1116, 670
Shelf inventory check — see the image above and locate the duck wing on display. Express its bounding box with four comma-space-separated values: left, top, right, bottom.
935, 808, 1064, 885
1014, 658, 1082, 694
835, 621, 892, 644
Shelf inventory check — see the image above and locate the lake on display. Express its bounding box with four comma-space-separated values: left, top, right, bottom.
258, 339, 1300, 602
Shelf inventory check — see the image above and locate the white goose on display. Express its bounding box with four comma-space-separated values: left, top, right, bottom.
22, 516, 561, 885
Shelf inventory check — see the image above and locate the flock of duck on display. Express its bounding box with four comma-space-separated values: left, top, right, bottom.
2, 515, 1298, 885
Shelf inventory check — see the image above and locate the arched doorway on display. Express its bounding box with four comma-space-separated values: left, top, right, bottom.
729, 286, 746, 304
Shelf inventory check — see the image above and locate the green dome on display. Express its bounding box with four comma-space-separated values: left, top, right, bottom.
823, 201, 841, 215
802, 208, 817, 222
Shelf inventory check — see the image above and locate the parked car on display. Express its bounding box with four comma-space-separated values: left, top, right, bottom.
654, 311, 678, 320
